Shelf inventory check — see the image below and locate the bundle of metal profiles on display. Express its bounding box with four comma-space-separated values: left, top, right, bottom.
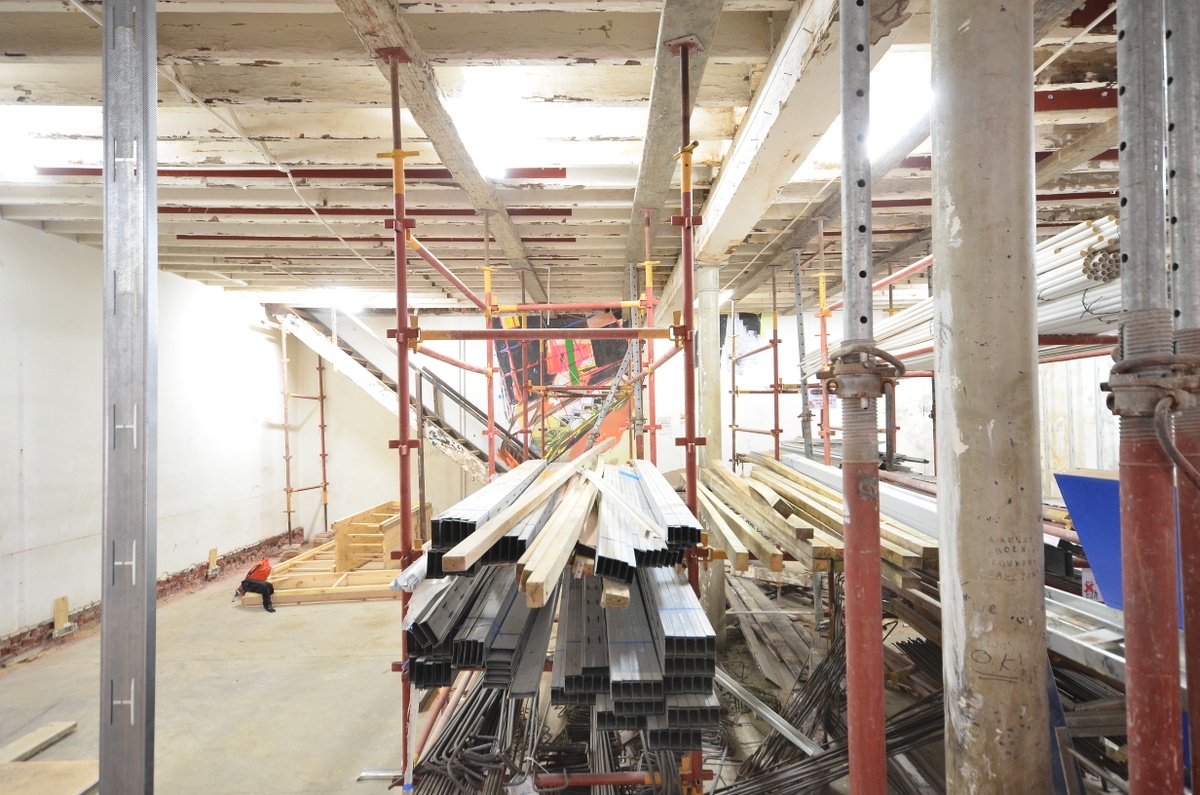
634, 460, 703, 552
484, 581, 559, 690
426, 460, 544, 577
452, 570, 513, 668
408, 573, 488, 654
607, 576, 665, 715
714, 692, 945, 795
550, 573, 609, 705
782, 453, 1158, 686
605, 465, 678, 570
491, 470, 563, 564
640, 567, 718, 687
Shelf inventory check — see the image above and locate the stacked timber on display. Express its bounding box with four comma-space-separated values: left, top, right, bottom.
739, 452, 938, 589
240, 500, 428, 607
698, 455, 937, 592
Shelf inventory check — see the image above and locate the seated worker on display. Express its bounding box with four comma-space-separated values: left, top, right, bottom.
234, 557, 276, 613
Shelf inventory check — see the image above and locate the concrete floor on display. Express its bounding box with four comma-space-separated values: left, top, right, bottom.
0, 574, 407, 794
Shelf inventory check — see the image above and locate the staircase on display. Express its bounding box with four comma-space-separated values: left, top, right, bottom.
266, 305, 537, 483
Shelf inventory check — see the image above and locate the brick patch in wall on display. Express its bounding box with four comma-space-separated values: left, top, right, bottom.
0, 530, 294, 667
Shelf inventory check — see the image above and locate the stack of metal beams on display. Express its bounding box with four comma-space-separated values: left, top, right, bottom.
407, 457, 717, 762
595, 465, 676, 581
550, 574, 609, 704
425, 460, 544, 577
636, 460, 704, 554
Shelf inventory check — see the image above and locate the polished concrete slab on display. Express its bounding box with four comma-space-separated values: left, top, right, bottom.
0, 573, 407, 794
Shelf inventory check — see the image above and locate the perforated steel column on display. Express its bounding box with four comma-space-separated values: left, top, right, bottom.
1114, 1, 1184, 790
100, 0, 158, 791
838, 0, 886, 790
1166, 0, 1200, 781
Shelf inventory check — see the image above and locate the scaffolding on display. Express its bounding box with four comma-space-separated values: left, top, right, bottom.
280, 325, 331, 545
374, 31, 712, 792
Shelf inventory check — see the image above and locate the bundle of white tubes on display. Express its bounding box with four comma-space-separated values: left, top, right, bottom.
804, 216, 1121, 372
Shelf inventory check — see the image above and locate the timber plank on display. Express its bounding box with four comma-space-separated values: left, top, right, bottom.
0, 722, 77, 763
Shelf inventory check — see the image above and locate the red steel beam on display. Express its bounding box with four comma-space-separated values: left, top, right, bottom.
827, 254, 934, 312
421, 328, 670, 342
159, 206, 571, 217
406, 233, 489, 312
37, 166, 567, 180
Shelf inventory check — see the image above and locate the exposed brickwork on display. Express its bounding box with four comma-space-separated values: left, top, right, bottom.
0, 530, 293, 667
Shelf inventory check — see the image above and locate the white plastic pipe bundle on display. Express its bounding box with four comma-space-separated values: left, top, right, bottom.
804, 216, 1122, 372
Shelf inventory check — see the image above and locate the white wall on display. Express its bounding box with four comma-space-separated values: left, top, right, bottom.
0, 220, 289, 637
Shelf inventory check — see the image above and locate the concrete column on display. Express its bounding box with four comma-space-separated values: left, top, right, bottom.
931, 1, 1051, 792
697, 264, 724, 467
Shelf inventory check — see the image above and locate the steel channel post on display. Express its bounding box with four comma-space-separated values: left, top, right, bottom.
795, 257, 814, 458
317, 358, 330, 533
281, 326, 295, 544
630, 262, 646, 459
100, 0, 158, 789
643, 216, 660, 464
483, 229, 497, 479
730, 299, 738, 467
838, 1, 887, 791
1114, 1, 1184, 790
771, 267, 782, 460
1167, 0, 1200, 778
383, 52, 417, 786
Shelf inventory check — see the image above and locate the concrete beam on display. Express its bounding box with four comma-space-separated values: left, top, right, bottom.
623, 0, 724, 266
335, 0, 548, 301
655, 0, 915, 320
0, 61, 757, 107
2, 9, 772, 66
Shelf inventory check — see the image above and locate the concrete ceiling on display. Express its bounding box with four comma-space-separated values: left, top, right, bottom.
0, 0, 1119, 313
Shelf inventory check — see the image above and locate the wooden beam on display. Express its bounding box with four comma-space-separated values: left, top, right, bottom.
696, 490, 751, 570
1035, 114, 1118, 185
442, 438, 613, 571
0, 723, 78, 763
521, 478, 599, 607
697, 483, 784, 570
335, 0, 549, 301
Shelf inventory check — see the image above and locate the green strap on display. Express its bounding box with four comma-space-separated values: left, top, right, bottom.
565, 340, 581, 384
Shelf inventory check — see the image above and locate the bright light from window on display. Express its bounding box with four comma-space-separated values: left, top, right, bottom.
0, 106, 102, 182
791, 51, 933, 181
445, 67, 646, 179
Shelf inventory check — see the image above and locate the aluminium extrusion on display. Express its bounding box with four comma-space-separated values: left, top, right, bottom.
713, 667, 823, 756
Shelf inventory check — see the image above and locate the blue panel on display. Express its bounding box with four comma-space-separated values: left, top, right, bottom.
1055, 470, 1182, 625
1054, 472, 1124, 609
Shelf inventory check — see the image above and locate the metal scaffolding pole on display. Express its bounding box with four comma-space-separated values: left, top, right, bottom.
1167, 0, 1200, 781
834, 0, 885, 789
671, 38, 703, 519
630, 262, 647, 459
1109, 1, 1185, 791
379, 48, 418, 788
100, 0, 158, 790
931, 0, 1051, 790
794, 255, 814, 458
